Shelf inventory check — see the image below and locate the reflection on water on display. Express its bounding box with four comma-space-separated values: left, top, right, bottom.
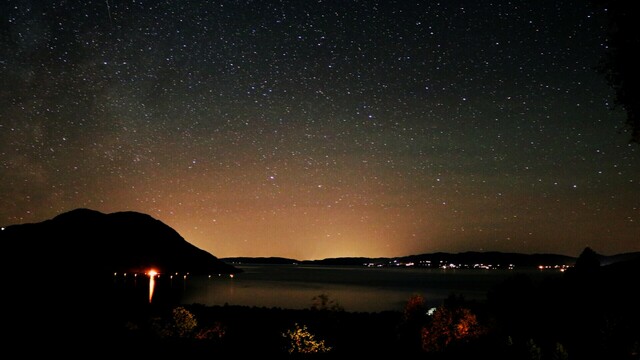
187, 265, 560, 312
148, 270, 157, 303
111, 265, 561, 312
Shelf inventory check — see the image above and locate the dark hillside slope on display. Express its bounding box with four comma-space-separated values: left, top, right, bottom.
1, 208, 240, 275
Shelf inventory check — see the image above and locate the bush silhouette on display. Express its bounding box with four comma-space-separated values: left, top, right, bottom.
283, 323, 332, 354
421, 306, 486, 353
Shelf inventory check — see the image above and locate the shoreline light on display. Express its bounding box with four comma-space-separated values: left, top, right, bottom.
148, 269, 158, 303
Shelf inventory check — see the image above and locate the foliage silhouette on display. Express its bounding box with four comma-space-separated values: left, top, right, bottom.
594, 0, 640, 142
421, 306, 486, 353
310, 293, 345, 312
573, 246, 601, 273
283, 323, 332, 354
398, 294, 430, 350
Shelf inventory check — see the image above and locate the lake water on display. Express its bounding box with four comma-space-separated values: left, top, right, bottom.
132, 264, 561, 313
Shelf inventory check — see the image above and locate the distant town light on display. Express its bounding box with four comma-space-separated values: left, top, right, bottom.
148, 269, 158, 277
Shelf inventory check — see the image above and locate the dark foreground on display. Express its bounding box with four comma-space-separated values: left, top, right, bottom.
6, 250, 640, 359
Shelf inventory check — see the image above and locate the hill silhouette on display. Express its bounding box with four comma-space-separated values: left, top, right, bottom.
1, 208, 240, 275
223, 250, 640, 268
1, 208, 241, 353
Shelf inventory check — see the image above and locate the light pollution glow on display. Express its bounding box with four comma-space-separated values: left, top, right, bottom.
0, 1, 638, 260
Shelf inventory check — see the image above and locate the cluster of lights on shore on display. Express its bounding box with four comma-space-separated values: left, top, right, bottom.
365, 259, 572, 271
112, 269, 235, 303
538, 265, 571, 272
112, 270, 235, 279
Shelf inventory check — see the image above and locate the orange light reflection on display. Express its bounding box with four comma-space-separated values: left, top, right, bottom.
148, 269, 158, 303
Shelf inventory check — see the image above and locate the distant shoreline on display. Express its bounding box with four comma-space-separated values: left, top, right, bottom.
221, 250, 640, 269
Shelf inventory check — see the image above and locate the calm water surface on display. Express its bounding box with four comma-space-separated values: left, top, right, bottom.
145, 265, 560, 313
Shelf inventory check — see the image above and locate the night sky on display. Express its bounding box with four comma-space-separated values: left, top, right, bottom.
1, 0, 638, 260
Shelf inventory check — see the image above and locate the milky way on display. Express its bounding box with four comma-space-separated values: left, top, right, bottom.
1, 0, 638, 259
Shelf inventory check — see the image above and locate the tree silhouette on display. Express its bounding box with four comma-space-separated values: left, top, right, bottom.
310, 293, 344, 312
421, 306, 486, 353
573, 246, 601, 273
282, 323, 332, 354
398, 294, 430, 350
172, 306, 198, 338
595, 0, 640, 143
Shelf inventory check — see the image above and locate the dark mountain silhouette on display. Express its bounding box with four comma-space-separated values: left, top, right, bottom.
2, 208, 242, 351
223, 256, 301, 265
1, 208, 240, 275
320, 252, 577, 267
223, 250, 640, 268
597, 251, 640, 266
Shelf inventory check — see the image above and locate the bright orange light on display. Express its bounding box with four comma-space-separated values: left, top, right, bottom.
148, 269, 157, 303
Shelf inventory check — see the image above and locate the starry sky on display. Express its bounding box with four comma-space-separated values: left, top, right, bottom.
1, 0, 638, 260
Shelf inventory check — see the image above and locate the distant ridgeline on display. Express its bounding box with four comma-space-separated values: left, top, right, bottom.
0, 208, 241, 276
222, 250, 640, 270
